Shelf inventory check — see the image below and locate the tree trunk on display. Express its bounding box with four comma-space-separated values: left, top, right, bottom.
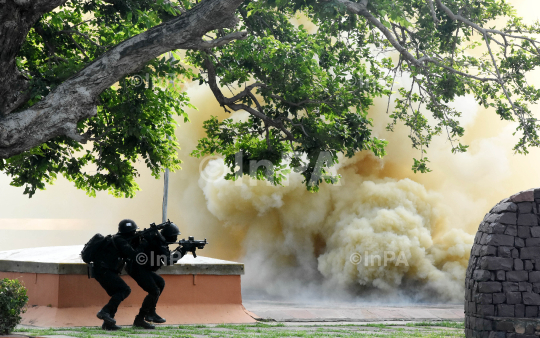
0, 0, 68, 116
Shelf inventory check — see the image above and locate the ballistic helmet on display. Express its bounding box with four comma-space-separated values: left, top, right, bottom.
118, 219, 138, 234
161, 222, 180, 237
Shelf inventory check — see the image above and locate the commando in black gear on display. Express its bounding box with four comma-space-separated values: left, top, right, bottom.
92, 220, 148, 329
127, 228, 182, 325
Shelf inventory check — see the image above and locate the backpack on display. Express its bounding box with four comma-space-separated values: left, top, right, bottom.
81, 234, 113, 263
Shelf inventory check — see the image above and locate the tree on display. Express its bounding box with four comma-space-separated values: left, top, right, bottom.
1, 0, 539, 197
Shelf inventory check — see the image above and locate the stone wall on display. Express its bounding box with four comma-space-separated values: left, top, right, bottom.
465, 188, 540, 338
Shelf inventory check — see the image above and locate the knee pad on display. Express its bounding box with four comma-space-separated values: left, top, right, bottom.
157, 279, 165, 292
149, 288, 161, 298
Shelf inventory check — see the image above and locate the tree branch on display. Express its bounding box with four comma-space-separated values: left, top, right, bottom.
202, 56, 296, 142
426, 0, 439, 24
0, 0, 246, 159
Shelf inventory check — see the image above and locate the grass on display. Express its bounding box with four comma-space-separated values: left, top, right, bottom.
406, 321, 464, 329
14, 321, 465, 338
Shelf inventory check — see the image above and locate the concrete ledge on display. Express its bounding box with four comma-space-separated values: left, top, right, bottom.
20, 304, 256, 326
0, 246, 253, 327
0, 245, 244, 275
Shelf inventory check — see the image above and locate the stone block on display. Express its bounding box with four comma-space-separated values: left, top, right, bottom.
530, 226, 540, 238
524, 292, 540, 305
515, 259, 524, 271
516, 237, 525, 248
476, 293, 493, 304
506, 225, 518, 236
488, 331, 506, 338
482, 318, 494, 331
472, 245, 482, 256
480, 233, 489, 245
468, 301, 476, 314
525, 305, 538, 317
503, 282, 519, 292
521, 247, 540, 259
529, 271, 540, 282
525, 237, 540, 246
512, 248, 520, 258
499, 246, 513, 258
511, 189, 535, 202
477, 304, 495, 316
518, 215, 538, 227
516, 304, 525, 317
507, 291, 522, 304
481, 245, 498, 256
518, 202, 534, 214
484, 234, 515, 247
533, 283, 540, 293
475, 232, 484, 244
518, 226, 532, 238
493, 202, 519, 213
481, 257, 515, 271
487, 223, 507, 234
506, 270, 529, 282
485, 212, 517, 225
497, 304, 515, 317
474, 269, 492, 281
471, 317, 481, 330
479, 281, 502, 293
524, 260, 534, 271
479, 222, 490, 232
525, 323, 536, 335
519, 282, 532, 292
495, 320, 515, 331
493, 293, 506, 304
496, 270, 506, 281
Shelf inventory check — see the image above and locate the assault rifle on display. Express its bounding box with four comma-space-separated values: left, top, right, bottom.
130, 219, 172, 241
174, 236, 208, 258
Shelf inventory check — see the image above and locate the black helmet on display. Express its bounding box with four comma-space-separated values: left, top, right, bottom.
161, 222, 180, 237
118, 219, 138, 234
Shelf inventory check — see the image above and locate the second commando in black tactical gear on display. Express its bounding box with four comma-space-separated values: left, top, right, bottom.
126, 221, 184, 329
92, 219, 146, 331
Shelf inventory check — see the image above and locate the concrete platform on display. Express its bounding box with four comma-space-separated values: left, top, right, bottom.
243, 299, 464, 322
0, 246, 256, 326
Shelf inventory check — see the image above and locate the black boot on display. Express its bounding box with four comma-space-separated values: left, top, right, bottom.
102, 321, 122, 331
145, 309, 166, 323
97, 308, 116, 325
133, 315, 155, 330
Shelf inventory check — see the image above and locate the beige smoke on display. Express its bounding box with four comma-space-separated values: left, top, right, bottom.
198, 143, 474, 301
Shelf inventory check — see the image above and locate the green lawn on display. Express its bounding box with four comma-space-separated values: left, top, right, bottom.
15, 321, 465, 338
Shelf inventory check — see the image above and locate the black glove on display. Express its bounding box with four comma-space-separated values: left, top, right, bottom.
171, 250, 182, 263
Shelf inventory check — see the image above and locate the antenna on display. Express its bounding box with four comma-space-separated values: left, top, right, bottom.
162, 51, 174, 223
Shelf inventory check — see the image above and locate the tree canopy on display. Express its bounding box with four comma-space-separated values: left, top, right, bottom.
1, 0, 539, 197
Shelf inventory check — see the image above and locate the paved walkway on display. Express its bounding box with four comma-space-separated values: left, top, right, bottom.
243, 300, 464, 322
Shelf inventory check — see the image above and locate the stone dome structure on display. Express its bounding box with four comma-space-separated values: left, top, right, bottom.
466, 188, 540, 338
